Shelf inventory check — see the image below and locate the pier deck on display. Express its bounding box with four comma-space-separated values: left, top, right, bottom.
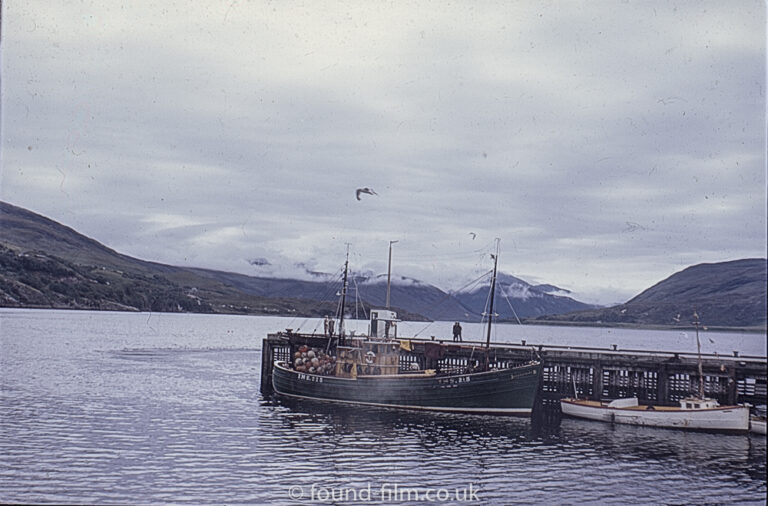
260, 332, 767, 410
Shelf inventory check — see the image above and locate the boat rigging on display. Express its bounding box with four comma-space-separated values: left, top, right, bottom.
270, 242, 542, 415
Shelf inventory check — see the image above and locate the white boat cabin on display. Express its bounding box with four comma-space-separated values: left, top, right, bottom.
369, 309, 399, 339
679, 397, 720, 410
604, 396, 721, 411
606, 397, 639, 408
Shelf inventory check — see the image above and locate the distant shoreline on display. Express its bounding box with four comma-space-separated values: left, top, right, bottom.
521, 318, 767, 334
3, 305, 765, 334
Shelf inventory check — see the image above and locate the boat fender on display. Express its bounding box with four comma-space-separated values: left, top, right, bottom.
374, 366, 381, 375
365, 351, 376, 364
364, 365, 371, 375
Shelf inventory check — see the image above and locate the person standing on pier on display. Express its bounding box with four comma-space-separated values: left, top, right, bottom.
453, 322, 462, 342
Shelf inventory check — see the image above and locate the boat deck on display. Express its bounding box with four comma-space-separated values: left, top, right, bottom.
567, 399, 679, 410
564, 399, 739, 412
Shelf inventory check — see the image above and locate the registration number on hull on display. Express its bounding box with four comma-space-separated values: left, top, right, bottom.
298, 373, 323, 383
438, 376, 470, 388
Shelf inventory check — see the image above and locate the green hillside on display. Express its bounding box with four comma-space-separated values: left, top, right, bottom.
533, 259, 767, 329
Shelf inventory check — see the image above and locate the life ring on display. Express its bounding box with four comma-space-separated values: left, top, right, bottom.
365, 351, 376, 364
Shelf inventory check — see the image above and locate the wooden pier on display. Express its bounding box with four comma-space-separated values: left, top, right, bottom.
260, 332, 767, 411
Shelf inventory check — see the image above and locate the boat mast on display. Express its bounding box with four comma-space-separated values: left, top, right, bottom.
693, 311, 704, 398
485, 239, 500, 368
338, 245, 350, 346
385, 240, 398, 309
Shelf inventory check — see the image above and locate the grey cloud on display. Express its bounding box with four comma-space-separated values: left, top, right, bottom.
1, 1, 765, 305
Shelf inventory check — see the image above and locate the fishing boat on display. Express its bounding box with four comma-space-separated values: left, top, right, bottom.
271, 241, 543, 415
560, 313, 749, 432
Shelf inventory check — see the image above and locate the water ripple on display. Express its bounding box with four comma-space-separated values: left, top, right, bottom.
1, 311, 765, 504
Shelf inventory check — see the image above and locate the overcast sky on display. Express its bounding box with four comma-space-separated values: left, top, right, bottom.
1, 1, 765, 305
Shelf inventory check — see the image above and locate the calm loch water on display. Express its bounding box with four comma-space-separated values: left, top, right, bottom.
1, 309, 765, 504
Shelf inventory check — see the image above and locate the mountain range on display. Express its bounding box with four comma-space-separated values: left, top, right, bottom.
534, 258, 767, 328
0, 201, 594, 320
1, 201, 765, 328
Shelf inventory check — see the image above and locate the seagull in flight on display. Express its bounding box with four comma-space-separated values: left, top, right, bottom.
356, 187, 378, 200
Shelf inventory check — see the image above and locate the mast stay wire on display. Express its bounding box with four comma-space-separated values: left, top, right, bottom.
412, 269, 493, 337
285, 265, 345, 334
501, 289, 523, 325
289, 241, 499, 335
298, 264, 346, 303
351, 277, 369, 322
479, 273, 494, 338
350, 276, 375, 319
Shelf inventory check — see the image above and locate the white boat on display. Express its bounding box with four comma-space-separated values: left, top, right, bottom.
560, 396, 749, 432
561, 311, 749, 433
749, 416, 767, 435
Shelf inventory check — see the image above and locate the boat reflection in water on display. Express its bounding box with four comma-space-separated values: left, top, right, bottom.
264, 396, 766, 504
749, 414, 767, 435
557, 417, 766, 488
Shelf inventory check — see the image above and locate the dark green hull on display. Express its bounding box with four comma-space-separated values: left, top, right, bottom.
272, 361, 542, 415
